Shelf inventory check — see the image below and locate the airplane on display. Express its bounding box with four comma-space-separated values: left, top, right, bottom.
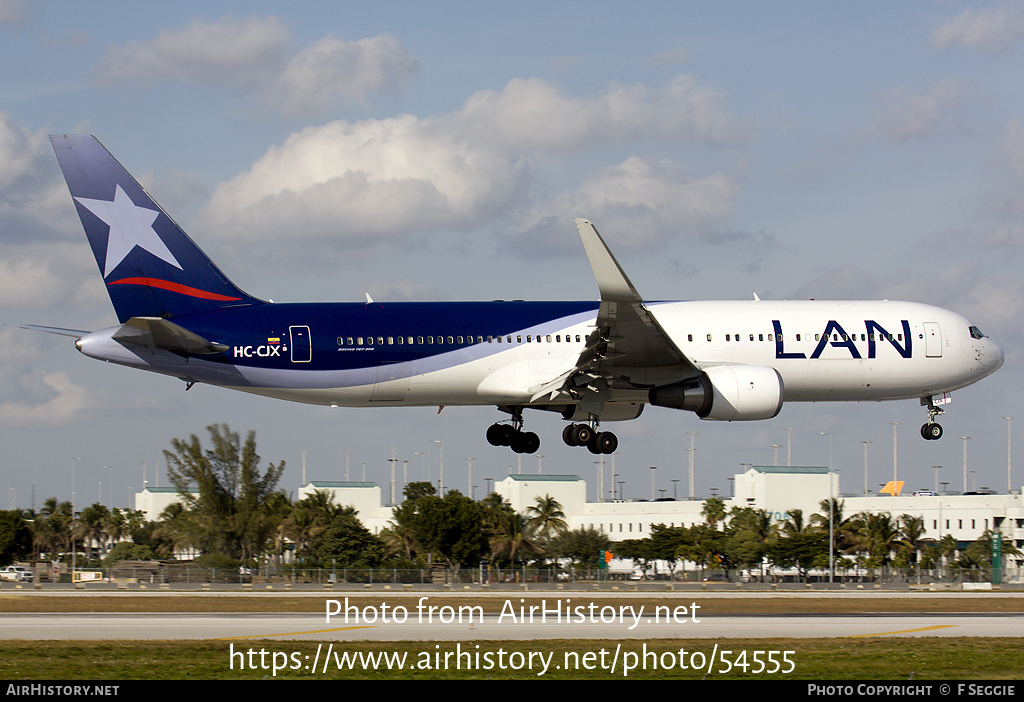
33, 134, 1004, 456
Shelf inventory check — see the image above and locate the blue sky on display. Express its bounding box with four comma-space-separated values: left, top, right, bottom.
2, 1, 1023, 511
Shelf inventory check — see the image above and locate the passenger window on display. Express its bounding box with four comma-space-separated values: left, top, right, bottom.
687, 334, 693, 342
447, 336, 454, 344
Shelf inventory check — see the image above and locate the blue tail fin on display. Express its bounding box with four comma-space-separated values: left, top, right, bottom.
50, 134, 263, 322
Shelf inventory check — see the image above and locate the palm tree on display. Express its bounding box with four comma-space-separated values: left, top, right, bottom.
897, 514, 926, 567
488, 511, 543, 566
35, 498, 74, 560
701, 497, 727, 529
526, 495, 568, 540
846, 511, 901, 568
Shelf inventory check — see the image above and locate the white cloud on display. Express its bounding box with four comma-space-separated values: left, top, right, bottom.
453, 75, 746, 151
199, 116, 528, 248
873, 78, 971, 142
198, 75, 743, 259
269, 34, 417, 117
94, 16, 291, 89
932, 4, 1024, 53
509, 156, 737, 252
988, 118, 1024, 214
0, 371, 93, 426
0, 0, 27, 24
94, 17, 417, 118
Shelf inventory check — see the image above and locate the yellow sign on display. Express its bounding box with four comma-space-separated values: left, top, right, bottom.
879, 480, 904, 496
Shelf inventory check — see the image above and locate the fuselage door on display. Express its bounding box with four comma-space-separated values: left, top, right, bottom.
289, 325, 311, 363
923, 322, 942, 358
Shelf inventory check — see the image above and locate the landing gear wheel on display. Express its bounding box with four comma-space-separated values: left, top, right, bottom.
595, 431, 618, 454
487, 423, 514, 446
511, 431, 540, 454
921, 422, 943, 441
573, 424, 595, 446
562, 424, 578, 447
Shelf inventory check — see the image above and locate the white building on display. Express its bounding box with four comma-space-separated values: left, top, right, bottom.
494, 468, 1024, 563
135, 486, 196, 521
297, 481, 394, 533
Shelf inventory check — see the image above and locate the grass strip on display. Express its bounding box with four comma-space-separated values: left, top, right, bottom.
0, 638, 1021, 680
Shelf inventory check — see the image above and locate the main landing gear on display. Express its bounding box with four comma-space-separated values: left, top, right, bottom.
562, 422, 618, 454
485, 408, 619, 455
486, 408, 540, 454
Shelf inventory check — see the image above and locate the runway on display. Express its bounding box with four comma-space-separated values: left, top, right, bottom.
2, 611, 1020, 641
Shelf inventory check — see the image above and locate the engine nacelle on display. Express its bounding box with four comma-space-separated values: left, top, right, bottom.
648, 365, 784, 421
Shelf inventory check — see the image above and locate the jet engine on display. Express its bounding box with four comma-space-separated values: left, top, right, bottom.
648, 365, 784, 421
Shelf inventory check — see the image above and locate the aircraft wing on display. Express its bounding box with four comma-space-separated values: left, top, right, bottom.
112, 317, 228, 356
532, 220, 700, 412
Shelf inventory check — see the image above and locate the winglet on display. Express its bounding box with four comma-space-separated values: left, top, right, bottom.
575, 218, 643, 303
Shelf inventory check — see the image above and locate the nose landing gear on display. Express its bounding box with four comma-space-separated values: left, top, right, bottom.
920, 395, 947, 441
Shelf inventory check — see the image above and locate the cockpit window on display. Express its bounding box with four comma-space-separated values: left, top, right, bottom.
969, 326, 986, 340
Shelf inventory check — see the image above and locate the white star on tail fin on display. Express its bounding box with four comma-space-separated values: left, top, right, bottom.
74, 185, 182, 277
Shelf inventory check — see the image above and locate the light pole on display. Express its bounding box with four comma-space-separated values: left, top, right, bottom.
686, 433, 696, 500
433, 440, 444, 495
466, 457, 474, 497
1004, 417, 1013, 494
650, 466, 657, 501
785, 427, 794, 466
861, 440, 871, 495
890, 422, 899, 486
71, 456, 80, 578
961, 436, 971, 493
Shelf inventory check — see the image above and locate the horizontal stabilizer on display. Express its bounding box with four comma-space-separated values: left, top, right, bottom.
113, 317, 228, 356
14, 324, 89, 338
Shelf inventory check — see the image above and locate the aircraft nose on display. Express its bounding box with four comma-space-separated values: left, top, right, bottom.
985, 339, 1005, 374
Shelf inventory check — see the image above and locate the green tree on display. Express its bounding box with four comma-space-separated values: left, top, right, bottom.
306, 508, 386, 568
546, 527, 611, 569
0, 511, 33, 565
391, 487, 489, 570
164, 424, 285, 560
76, 503, 110, 562
102, 541, 156, 565
701, 497, 727, 529
845, 511, 901, 568
34, 498, 73, 560
525, 495, 568, 541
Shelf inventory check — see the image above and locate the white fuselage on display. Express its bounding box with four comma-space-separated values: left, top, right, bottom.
77, 298, 1003, 412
